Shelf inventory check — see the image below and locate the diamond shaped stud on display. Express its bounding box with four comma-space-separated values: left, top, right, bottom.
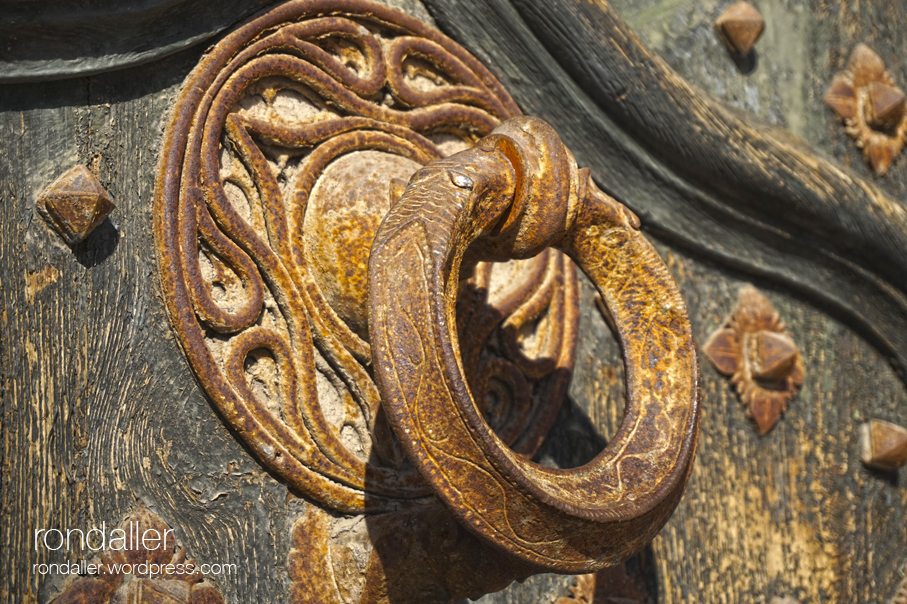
860, 419, 907, 471
823, 44, 907, 176
714, 2, 765, 57
36, 166, 115, 246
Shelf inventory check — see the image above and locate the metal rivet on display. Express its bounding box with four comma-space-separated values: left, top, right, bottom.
36, 166, 115, 246
714, 2, 765, 57
860, 419, 907, 471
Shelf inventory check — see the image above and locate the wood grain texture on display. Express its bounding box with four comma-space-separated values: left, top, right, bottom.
462, 0, 907, 602
0, 41, 298, 604
3, 0, 907, 603
421, 0, 907, 388
614, 5, 907, 598
649, 245, 907, 603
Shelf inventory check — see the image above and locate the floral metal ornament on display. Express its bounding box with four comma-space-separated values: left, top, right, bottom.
824, 43, 907, 175
703, 285, 804, 434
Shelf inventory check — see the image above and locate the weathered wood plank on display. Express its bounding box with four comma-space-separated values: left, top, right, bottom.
0, 48, 295, 604
459, 1, 907, 602
3, 0, 907, 603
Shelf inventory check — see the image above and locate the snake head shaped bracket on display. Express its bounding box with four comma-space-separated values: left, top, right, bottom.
369, 116, 701, 572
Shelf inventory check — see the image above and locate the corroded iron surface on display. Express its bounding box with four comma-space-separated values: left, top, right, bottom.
37, 165, 115, 246
154, 0, 577, 516
369, 116, 701, 572
155, 0, 699, 596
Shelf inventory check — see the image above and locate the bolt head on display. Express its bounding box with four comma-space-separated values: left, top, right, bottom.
860, 419, 907, 471
714, 1, 765, 57
823, 75, 857, 119
36, 166, 115, 246
866, 81, 906, 131
751, 331, 799, 380
848, 43, 886, 90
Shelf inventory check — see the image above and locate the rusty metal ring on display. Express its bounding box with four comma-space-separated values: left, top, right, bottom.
369, 116, 701, 572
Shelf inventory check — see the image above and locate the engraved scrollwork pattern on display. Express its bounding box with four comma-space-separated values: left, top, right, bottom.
154, 0, 578, 515
369, 117, 700, 572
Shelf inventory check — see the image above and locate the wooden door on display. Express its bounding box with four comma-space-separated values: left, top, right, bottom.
2, 1, 905, 603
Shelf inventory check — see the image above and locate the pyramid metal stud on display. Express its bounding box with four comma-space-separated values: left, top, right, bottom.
848, 43, 886, 89
714, 1, 765, 57
751, 331, 799, 380
867, 81, 906, 131
823, 75, 857, 120
36, 166, 115, 246
860, 419, 907, 471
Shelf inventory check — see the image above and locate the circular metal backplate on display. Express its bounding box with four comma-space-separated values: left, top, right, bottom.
154, 0, 578, 513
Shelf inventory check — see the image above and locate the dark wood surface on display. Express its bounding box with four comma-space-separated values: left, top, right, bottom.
1, 1, 906, 603
462, 0, 907, 602
0, 0, 283, 83
0, 47, 298, 604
